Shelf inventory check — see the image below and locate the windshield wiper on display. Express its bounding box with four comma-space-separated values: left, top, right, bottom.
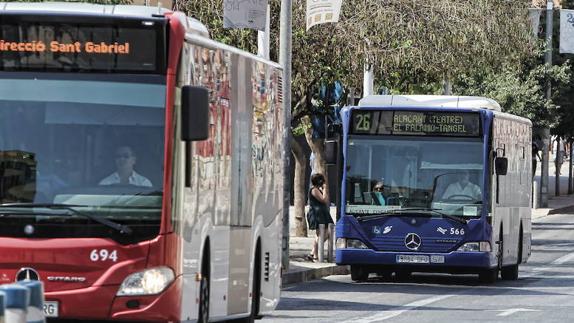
358, 208, 467, 224
0, 203, 133, 235
357, 211, 407, 222
393, 208, 467, 224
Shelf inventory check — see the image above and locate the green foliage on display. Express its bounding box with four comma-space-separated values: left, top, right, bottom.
177, 0, 280, 58
351, 1, 535, 89
563, 0, 574, 10
454, 59, 571, 128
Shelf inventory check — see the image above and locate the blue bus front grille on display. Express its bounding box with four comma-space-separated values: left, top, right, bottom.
370, 236, 459, 253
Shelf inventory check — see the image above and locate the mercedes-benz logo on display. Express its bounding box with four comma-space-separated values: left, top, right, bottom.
15, 267, 40, 282
404, 233, 422, 251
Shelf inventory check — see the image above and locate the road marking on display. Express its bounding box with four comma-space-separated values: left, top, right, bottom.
349, 294, 454, 323
521, 251, 574, 279
496, 308, 540, 317
342, 251, 574, 322
550, 252, 574, 265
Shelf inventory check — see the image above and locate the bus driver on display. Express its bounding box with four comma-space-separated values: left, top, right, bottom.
371, 181, 387, 205
441, 170, 481, 201
99, 145, 152, 187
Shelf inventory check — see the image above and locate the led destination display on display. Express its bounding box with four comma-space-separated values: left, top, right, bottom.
0, 15, 166, 73
351, 110, 481, 137
0, 40, 131, 54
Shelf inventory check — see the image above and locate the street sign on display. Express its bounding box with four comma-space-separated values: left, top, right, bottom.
223, 0, 268, 31
560, 9, 574, 54
306, 0, 343, 31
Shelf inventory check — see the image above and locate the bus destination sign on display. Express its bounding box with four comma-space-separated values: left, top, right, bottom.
0, 16, 166, 73
351, 110, 481, 137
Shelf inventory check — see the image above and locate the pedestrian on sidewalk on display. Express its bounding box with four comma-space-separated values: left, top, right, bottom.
555, 144, 565, 176
306, 173, 333, 261
532, 140, 541, 179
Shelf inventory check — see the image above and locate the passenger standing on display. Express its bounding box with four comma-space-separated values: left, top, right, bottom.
306, 173, 334, 261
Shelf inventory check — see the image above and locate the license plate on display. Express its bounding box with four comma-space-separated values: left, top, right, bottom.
431, 255, 445, 263
43, 301, 59, 317
396, 255, 429, 264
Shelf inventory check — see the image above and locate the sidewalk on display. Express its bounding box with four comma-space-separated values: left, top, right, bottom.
532, 194, 574, 219
532, 149, 574, 218
282, 236, 349, 286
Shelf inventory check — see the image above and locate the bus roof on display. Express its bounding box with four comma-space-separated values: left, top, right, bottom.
359, 95, 502, 112
0, 2, 209, 37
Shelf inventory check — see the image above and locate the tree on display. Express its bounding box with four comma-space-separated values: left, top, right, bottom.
454, 57, 571, 127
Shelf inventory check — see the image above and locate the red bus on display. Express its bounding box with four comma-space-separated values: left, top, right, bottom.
0, 3, 284, 322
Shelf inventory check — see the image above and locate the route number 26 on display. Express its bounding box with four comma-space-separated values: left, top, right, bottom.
450, 228, 465, 235
90, 249, 118, 262
355, 114, 371, 131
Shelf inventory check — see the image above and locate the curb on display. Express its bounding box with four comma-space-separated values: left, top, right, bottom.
282, 265, 349, 287
548, 204, 574, 215
533, 203, 574, 220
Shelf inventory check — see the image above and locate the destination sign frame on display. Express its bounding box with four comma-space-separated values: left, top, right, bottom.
0, 14, 167, 74
350, 110, 481, 137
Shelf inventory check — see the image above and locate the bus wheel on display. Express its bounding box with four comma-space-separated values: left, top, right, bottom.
395, 270, 411, 282
198, 252, 210, 323
350, 266, 369, 282
480, 232, 502, 284
501, 264, 519, 280
479, 269, 498, 284
501, 230, 520, 280
237, 244, 261, 323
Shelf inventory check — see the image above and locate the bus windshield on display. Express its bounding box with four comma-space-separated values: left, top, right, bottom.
345, 136, 484, 218
0, 75, 165, 242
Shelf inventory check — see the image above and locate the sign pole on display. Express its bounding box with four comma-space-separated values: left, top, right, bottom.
541, 0, 553, 207
280, 0, 292, 271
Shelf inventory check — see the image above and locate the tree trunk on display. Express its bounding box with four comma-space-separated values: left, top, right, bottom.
304, 122, 329, 204
291, 139, 308, 237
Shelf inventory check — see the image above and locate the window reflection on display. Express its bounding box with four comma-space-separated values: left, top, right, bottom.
0, 79, 165, 213
345, 137, 484, 217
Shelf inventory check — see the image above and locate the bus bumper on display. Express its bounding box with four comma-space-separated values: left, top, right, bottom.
336, 249, 493, 272
44, 275, 182, 322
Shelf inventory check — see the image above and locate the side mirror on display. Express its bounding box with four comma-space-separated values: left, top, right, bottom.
325, 140, 338, 165
181, 85, 209, 141
495, 157, 508, 176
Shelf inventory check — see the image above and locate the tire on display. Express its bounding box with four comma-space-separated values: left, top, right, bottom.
479, 269, 498, 284
395, 270, 412, 282
480, 231, 502, 284
501, 264, 519, 280
518, 227, 523, 265
240, 245, 262, 323
350, 265, 369, 282
501, 229, 521, 281
198, 251, 210, 323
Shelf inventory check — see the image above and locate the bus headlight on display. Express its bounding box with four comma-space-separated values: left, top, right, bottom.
117, 266, 175, 296
457, 242, 491, 252
336, 238, 368, 249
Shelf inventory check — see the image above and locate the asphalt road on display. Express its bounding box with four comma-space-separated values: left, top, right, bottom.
264, 212, 574, 323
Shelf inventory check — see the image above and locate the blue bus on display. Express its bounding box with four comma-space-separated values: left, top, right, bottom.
333, 95, 532, 283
